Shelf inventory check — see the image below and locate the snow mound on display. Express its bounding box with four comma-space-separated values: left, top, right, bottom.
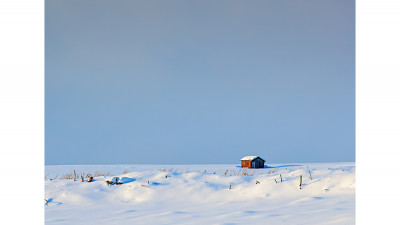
45, 163, 355, 224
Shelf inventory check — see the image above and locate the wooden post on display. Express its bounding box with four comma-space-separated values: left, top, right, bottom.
81, 175, 84, 182
74, 170, 76, 181
299, 175, 302, 189
280, 174, 283, 182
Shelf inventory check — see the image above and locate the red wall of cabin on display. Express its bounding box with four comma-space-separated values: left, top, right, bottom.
241, 160, 251, 168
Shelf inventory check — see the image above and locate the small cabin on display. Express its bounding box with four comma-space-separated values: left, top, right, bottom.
241, 156, 266, 168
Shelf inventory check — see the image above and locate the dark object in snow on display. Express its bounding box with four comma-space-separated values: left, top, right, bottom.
240, 156, 266, 168
256, 180, 260, 185
106, 180, 113, 185
88, 176, 93, 182
299, 175, 303, 189
106, 177, 121, 185
105, 177, 133, 185
106, 180, 123, 185
112, 177, 119, 184
307, 167, 313, 180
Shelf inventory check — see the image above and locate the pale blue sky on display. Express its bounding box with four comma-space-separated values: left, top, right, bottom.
45, 0, 354, 165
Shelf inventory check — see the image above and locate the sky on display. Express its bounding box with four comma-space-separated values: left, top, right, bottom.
45, 0, 355, 165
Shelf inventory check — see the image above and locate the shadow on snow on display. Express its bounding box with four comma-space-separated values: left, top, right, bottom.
45, 198, 62, 206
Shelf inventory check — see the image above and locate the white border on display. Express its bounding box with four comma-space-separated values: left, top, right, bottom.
0, 0, 44, 224
356, 0, 400, 224
1, 0, 400, 224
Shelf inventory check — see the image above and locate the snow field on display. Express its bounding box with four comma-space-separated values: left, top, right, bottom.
45, 163, 354, 224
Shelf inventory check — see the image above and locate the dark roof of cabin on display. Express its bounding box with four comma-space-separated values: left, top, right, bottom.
240, 156, 265, 161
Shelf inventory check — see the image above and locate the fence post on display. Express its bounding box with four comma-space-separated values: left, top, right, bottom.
299, 175, 302, 189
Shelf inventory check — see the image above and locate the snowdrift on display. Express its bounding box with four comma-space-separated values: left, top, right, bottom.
45, 163, 355, 225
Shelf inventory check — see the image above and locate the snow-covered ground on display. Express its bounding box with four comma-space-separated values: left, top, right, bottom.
45, 163, 355, 225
